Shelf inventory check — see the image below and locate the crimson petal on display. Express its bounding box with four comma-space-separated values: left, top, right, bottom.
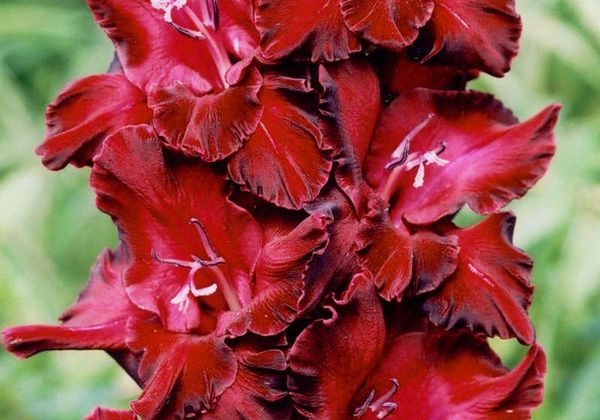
127, 320, 237, 419
225, 214, 330, 336
36, 74, 151, 170
92, 125, 262, 332
87, 0, 220, 93
423, 0, 522, 76
366, 89, 560, 225
216, 0, 260, 59
255, 0, 360, 62
228, 77, 332, 209
354, 332, 545, 418
288, 272, 386, 418
340, 0, 433, 50
422, 213, 536, 344
149, 66, 263, 162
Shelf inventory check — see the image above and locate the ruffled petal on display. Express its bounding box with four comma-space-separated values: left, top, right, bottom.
255, 0, 360, 62
36, 74, 151, 170
92, 125, 262, 332
227, 77, 332, 209
422, 213, 536, 344
356, 198, 459, 301
365, 89, 560, 225
421, 0, 522, 76
225, 214, 330, 336
340, 0, 433, 50
206, 335, 291, 419
288, 272, 386, 418
87, 0, 220, 93
127, 319, 237, 419
352, 331, 545, 418
149, 65, 263, 162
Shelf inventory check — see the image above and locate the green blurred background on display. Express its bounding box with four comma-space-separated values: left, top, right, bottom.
0, 0, 599, 418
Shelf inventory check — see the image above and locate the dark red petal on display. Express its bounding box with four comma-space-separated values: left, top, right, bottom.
149, 66, 263, 162
225, 214, 330, 336
2, 321, 128, 359
366, 89, 560, 225
422, 213, 536, 344
227, 82, 331, 209
128, 320, 237, 419
60, 245, 146, 327
410, 230, 459, 295
356, 199, 459, 301
36, 74, 151, 170
1, 246, 143, 359
319, 59, 380, 210
381, 52, 474, 95
356, 201, 413, 301
87, 0, 220, 93
423, 0, 522, 76
354, 332, 545, 418
255, 0, 361, 62
85, 407, 136, 420
92, 125, 262, 332
340, 0, 433, 50
288, 272, 386, 418
206, 337, 290, 419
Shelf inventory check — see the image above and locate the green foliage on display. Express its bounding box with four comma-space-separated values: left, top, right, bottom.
0, 0, 598, 418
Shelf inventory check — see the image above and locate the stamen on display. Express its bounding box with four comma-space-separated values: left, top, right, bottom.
153, 218, 242, 312
407, 142, 449, 189
385, 113, 435, 170
353, 379, 399, 419
151, 0, 188, 23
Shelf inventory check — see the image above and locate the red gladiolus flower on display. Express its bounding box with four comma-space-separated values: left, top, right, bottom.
3, 0, 560, 418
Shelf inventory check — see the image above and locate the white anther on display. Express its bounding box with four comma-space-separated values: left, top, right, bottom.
407, 148, 449, 188
190, 282, 218, 297
151, 0, 187, 22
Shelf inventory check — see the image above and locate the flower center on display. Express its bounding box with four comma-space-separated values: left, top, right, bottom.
152, 218, 242, 312
152, 0, 232, 90
353, 378, 399, 419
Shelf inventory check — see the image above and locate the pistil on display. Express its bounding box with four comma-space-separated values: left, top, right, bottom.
353, 378, 399, 419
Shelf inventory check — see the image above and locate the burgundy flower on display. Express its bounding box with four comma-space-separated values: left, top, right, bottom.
3, 0, 561, 417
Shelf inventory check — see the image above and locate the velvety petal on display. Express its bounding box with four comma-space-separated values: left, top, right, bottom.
85, 407, 136, 420
340, 0, 433, 50
422, 0, 522, 76
381, 52, 474, 95
422, 213, 535, 344
149, 66, 263, 162
319, 59, 380, 209
92, 125, 262, 332
356, 199, 459, 301
1, 246, 143, 359
352, 332, 545, 418
288, 272, 386, 418
216, 0, 260, 58
36, 74, 151, 170
365, 89, 560, 225
88, 0, 220, 93
127, 320, 237, 419
206, 336, 291, 419
225, 214, 330, 336
255, 0, 361, 62
356, 200, 412, 301
227, 78, 332, 209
